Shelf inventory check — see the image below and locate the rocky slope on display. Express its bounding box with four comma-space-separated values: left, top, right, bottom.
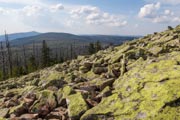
1, 25, 180, 120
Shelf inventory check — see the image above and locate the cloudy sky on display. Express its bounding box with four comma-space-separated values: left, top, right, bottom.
0, 0, 180, 35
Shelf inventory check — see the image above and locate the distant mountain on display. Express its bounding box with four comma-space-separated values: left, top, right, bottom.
0, 31, 40, 41
10, 32, 139, 46
81, 35, 140, 45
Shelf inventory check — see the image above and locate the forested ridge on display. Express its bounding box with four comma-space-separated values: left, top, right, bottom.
0, 35, 104, 80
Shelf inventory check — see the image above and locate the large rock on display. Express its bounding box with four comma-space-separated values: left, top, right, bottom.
148, 46, 163, 55
79, 62, 93, 73
38, 71, 65, 88
0, 108, 9, 118
4, 89, 22, 97
67, 92, 89, 120
92, 67, 108, 74
45, 107, 68, 120
30, 90, 57, 117
20, 114, 38, 119
9, 102, 27, 117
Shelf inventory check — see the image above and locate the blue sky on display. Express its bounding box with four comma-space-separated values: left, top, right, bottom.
0, 0, 180, 35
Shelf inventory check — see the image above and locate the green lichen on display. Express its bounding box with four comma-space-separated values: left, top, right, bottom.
0, 118, 7, 120
148, 46, 163, 55
81, 94, 124, 120
152, 106, 180, 120
67, 92, 89, 119
82, 52, 180, 119
38, 71, 64, 88
9, 102, 26, 115
30, 90, 57, 113
62, 85, 75, 97
0, 108, 9, 118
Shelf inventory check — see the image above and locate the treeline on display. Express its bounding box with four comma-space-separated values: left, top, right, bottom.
0, 33, 103, 81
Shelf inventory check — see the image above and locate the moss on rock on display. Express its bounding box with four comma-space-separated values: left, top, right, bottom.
38, 71, 64, 88
67, 92, 89, 120
30, 90, 57, 115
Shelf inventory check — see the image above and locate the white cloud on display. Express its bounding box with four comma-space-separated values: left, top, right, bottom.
164, 9, 174, 15
145, 0, 180, 5
138, 2, 160, 18
152, 15, 169, 23
50, 4, 64, 12
0, 0, 43, 5
70, 6, 127, 27
22, 5, 43, 16
139, 2, 180, 23
173, 17, 180, 22
157, 0, 180, 5
71, 6, 99, 15
0, 3, 66, 32
0, 7, 7, 14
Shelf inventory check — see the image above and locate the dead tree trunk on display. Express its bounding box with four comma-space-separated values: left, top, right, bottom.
15, 50, 20, 77
23, 45, 28, 74
0, 42, 6, 80
70, 44, 73, 60
5, 31, 13, 77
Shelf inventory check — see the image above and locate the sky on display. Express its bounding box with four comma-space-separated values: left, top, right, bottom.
0, 0, 180, 35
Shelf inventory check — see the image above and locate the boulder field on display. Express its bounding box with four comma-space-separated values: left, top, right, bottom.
1, 25, 180, 120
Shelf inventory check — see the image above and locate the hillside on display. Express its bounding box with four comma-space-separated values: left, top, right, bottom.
0, 25, 180, 120
9, 33, 138, 46
0, 31, 40, 41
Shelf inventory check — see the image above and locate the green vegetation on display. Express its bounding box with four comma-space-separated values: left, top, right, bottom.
88, 41, 102, 54
41, 40, 51, 68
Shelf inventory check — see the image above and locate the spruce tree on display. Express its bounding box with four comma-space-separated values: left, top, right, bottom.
95, 41, 102, 52
28, 54, 37, 72
88, 43, 95, 54
41, 40, 50, 68
12, 51, 20, 77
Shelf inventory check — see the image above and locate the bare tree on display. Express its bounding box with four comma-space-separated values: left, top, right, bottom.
0, 42, 6, 80
23, 45, 28, 74
5, 31, 13, 77
14, 50, 20, 77
70, 44, 73, 60
32, 41, 36, 63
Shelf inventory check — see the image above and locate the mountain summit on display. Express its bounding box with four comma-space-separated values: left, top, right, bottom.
0, 31, 40, 41
0, 25, 180, 119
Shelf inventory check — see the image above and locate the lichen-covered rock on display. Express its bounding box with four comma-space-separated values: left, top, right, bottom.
96, 86, 111, 98
9, 102, 27, 116
4, 89, 22, 97
81, 94, 122, 120
30, 90, 57, 117
45, 107, 68, 120
82, 51, 180, 120
0, 108, 9, 118
80, 66, 90, 73
148, 46, 163, 55
38, 71, 65, 88
0, 117, 7, 120
92, 67, 108, 74
67, 92, 89, 120
20, 113, 38, 119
